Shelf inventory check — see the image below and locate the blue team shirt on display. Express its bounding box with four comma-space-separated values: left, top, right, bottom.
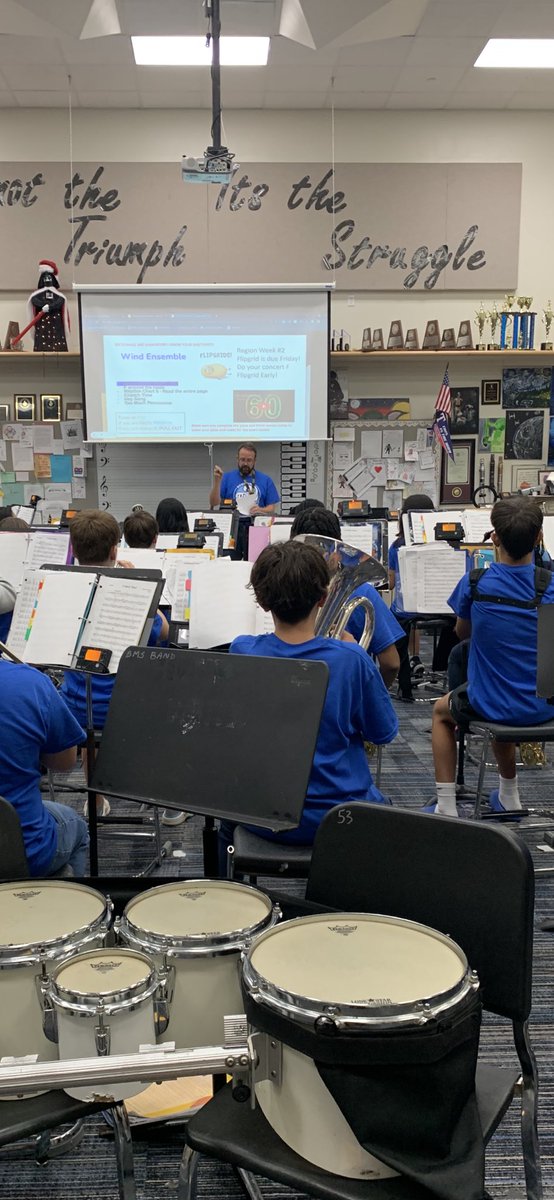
346, 582, 404, 652
229, 633, 398, 842
220, 469, 279, 508
0, 610, 12, 642
60, 612, 164, 728
0, 661, 85, 875
448, 561, 554, 724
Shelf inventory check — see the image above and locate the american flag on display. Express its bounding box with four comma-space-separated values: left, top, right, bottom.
435, 365, 451, 416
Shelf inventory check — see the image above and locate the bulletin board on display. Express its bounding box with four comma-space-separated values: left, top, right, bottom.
328, 419, 441, 513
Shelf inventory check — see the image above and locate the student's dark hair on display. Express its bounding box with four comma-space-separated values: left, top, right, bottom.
401, 493, 435, 515
290, 506, 341, 541
250, 539, 329, 623
0, 516, 30, 532
155, 497, 189, 534
289, 498, 325, 517
123, 510, 158, 548
238, 443, 256, 456
491, 495, 543, 561
0, 506, 13, 523
69, 510, 120, 565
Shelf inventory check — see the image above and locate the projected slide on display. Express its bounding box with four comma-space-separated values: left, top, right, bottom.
101, 334, 305, 439
79, 290, 329, 443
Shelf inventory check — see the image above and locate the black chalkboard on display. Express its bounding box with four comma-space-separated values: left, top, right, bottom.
90, 647, 329, 831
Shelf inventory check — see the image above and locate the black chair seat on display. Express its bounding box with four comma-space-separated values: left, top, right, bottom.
232, 827, 312, 877
467, 719, 554, 743
0, 1091, 105, 1147
186, 1066, 518, 1200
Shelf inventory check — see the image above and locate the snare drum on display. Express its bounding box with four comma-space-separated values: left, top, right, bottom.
49, 948, 159, 1102
0, 880, 112, 1093
118, 879, 279, 1048
242, 912, 479, 1180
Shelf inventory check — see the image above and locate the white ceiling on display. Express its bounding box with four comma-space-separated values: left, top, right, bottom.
2, 0, 554, 110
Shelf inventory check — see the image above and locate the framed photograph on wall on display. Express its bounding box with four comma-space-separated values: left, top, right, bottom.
481, 379, 501, 407
14, 394, 35, 422
539, 471, 551, 489
41, 393, 62, 422
0, 403, 10, 422
440, 437, 476, 504
450, 387, 479, 434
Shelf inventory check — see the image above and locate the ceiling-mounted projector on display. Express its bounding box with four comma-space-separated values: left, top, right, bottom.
182, 150, 237, 185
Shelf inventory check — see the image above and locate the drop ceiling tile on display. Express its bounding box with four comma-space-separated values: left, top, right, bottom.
0, 92, 15, 106
138, 90, 209, 108
329, 90, 391, 108
14, 90, 71, 107
393, 65, 466, 90
405, 37, 487, 69
269, 40, 340, 67
0, 35, 65, 64
459, 66, 554, 92
67, 64, 139, 91
330, 66, 401, 91
263, 90, 329, 108
336, 39, 413, 67
416, 1, 505, 38
491, 0, 554, 38
77, 91, 142, 108
2, 62, 72, 90
445, 91, 514, 108
506, 91, 554, 109
386, 90, 450, 109
263, 64, 335, 90
58, 34, 135, 65
135, 65, 209, 91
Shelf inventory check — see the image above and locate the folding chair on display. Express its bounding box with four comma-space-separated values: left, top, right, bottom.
181, 802, 541, 1200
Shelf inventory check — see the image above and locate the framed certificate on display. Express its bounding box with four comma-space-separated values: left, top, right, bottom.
440, 438, 475, 504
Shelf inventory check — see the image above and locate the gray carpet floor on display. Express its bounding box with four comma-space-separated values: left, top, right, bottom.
1, 681, 554, 1199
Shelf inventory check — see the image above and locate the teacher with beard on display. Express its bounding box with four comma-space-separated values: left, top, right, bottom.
208, 443, 280, 517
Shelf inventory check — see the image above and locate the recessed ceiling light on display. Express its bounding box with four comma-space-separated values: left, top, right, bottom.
132, 36, 270, 67
475, 39, 554, 68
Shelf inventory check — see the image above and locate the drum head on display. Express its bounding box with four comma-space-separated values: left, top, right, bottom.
0, 881, 106, 952
248, 913, 467, 1012
124, 879, 272, 942
54, 948, 153, 1000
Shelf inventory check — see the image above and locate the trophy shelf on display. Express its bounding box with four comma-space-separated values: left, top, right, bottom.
331, 350, 554, 361
0, 351, 81, 359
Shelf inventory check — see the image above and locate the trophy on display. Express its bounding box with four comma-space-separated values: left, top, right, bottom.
371, 328, 385, 351
440, 327, 456, 350
542, 301, 554, 351
387, 320, 404, 350
474, 302, 488, 351
487, 303, 500, 350
3, 321, 22, 351
422, 320, 441, 350
361, 326, 372, 351
517, 296, 535, 350
500, 293, 515, 349
456, 320, 473, 350
404, 327, 420, 350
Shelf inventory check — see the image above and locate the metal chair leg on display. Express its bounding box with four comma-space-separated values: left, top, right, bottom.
473, 731, 491, 818
111, 1102, 136, 1200
177, 1145, 200, 1200
513, 1020, 543, 1200
234, 1166, 266, 1200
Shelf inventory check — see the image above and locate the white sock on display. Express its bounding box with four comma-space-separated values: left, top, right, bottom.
498, 775, 521, 811
435, 782, 458, 817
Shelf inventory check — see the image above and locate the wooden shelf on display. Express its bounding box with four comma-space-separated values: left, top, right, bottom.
0, 351, 80, 359
331, 350, 554, 361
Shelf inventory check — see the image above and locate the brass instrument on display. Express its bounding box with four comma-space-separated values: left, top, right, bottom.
294, 534, 388, 651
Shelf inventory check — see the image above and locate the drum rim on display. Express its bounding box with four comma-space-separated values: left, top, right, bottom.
118, 879, 277, 956
0, 883, 112, 966
243, 912, 476, 1031
50, 948, 158, 1015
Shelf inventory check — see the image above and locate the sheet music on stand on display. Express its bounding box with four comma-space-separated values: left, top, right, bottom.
4, 566, 163, 671
0, 530, 71, 589
398, 544, 466, 614
404, 509, 493, 546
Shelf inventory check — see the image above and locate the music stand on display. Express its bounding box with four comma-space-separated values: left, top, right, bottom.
89, 647, 329, 876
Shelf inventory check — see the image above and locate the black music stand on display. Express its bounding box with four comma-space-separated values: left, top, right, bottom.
89, 647, 329, 876
40, 565, 164, 874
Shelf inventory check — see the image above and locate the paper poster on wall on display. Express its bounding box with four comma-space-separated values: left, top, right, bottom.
502, 367, 551, 409
33, 426, 55, 453
333, 444, 354, 471
348, 398, 411, 421
333, 471, 355, 500
61, 420, 84, 450
50, 455, 73, 483
360, 430, 382, 459
382, 430, 403, 458
479, 417, 506, 454
11, 443, 34, 472
504, 410, 545, 460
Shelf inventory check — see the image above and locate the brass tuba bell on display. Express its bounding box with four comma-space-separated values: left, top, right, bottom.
294, 534, 388, 650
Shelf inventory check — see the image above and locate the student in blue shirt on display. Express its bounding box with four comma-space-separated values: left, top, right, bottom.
0, 660, 89, 876
208, 443, 279, 515
429, 495, 554, 818
219, 539, 398, 862
59, 510, 168, 816
388, 493, 437, 699
290, 505, 403, 687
